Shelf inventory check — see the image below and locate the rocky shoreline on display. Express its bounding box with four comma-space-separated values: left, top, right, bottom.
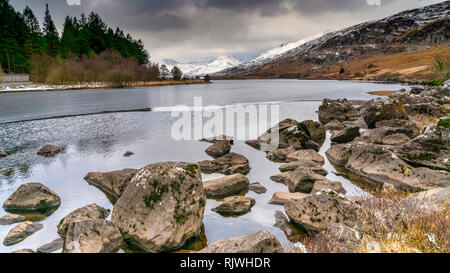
0, 80, 448, 253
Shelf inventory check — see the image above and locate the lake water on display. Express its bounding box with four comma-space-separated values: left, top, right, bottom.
0, 80, 408, 253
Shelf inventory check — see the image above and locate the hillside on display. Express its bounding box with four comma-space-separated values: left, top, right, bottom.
161, 56, 241, 76
217, 1, 450, 82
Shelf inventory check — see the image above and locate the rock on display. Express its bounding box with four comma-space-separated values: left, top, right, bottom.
205, 140, 232, 158
330, 126, 361, 143
37, 144, 61, 157
396, 118, 450, 171
0, 214, 25, 225
286, 149, 325, 166
391, 92, 447, 118
403, 186, 450, 206
326, 144, 351, 167
266, 146, 296, 161
273, 211, 303, 242
279, 160, 328, 176
285, 192, 359, 233
3, 221, 43, 246
37, 238, 64, 253
3, 183, 61, 214
249, 182, 267, 194
199, 230, 283, 253
64, 219, 123, 253
321, 223, 362, 253
212, 196, 255, 216
201, 135, 234, 144
318, 99, 360, 124
381, 133, 410, 145
0, 167, 13, 175
111, 162, 206, 253
268, 192, 308, 206
400, 187, 450, 215
375, 119, 420, 138
245, 119, 325, 151
361, 97, 409, 128
0, 150, 8, 157
270, 168, 328, 193
311, 181, 347, 194
198, 153, 251, 175
346, 143, 449, 190
324, 120, 345, 130
204, 174, 249, 198
84, 169, 138, 201
123, 151, 134, 157
57, 204, 110, 238
12, 249, 35, 253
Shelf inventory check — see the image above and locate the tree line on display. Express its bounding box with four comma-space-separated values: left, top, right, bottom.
0, 0, 163, 84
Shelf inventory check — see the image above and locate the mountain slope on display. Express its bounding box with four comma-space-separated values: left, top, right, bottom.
217, 1, 450, 81
162, 56, 241, 76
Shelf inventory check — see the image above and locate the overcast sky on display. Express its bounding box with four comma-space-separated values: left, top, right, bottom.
11, 0, 445, 63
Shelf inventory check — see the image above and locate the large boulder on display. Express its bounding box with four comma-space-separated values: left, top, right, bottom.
270, 168, 328, 193
3, 221, 43, 246
111, 162, 206, 253
57, 204, 110, 238
199, 230, 283, 253
266, 146, 296, 162
0, 214, 25, 225
203, 174, 249, 198
3, 183, 60, 214
396, 118, 450, 171
325, 144, 352, 167
212, 196, 255, 216
245, 119, 325, 151
205, 140, 232, 158
346, 143, 449, 190
285, 192, 360, 233
64, 219, 123, 253
279, 160, 328, 176
37, 144, 61, 157
286, 149, 325, 165
381, 133, 411, 146
318, 99, 360, 124
84, 169, 138, 202
361, 97, 409, 128
198, 152, 251, 175
391, 92, 447, 118
268, 192, 308, 206
330, 126, 361, 143
401, 187, 450, 208
324, 120, 345, 131
375, 119, 420, 138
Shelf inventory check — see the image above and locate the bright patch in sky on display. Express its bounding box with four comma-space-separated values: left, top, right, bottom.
66, 0, 81, 6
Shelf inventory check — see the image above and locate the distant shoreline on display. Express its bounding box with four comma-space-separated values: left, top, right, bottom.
0, 80, 210, 94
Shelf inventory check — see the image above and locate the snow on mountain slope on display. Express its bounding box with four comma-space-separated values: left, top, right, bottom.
161, 56, 241, 76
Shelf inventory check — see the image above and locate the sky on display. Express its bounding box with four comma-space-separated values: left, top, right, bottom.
11, 0, 446, 63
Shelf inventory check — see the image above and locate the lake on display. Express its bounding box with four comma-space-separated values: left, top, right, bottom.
0, 80, 408, 252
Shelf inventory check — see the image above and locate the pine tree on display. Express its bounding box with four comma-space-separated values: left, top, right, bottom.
171, 66, 182, 80
43, 4, 59, 57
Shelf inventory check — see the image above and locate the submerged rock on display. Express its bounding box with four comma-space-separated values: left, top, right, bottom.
279, 160, 328, 176
3, 183, 61, 214
37, 145, 61, 157
318, 99, 360, 124
361, 97, 409, 128
111, 162, 206, 253
37, 238, 64, 253
212, 196, 255, 216
57, 204, 110, 238
64, 219, 123, 253
396, 118, 450, 171
199, 230, 283, 253
249, 182, 267, 194
203, 174, 249, 198
285, 192, 359, 233
3, 221, 43, 246
286, 149, 325, 166
331, 126, 361, 143
198, 152, 251, 175
268, 192, 308, 206
205, 140, 232, 158
0, 214, 25, 225
84, 169, 138, 201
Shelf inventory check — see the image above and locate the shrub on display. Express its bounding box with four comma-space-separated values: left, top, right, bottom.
339, 67, 345, 74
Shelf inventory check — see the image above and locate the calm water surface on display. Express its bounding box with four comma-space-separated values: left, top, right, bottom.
0, 80, 408, 252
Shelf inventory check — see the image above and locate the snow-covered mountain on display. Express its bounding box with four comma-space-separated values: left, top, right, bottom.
161, 56, 241, 76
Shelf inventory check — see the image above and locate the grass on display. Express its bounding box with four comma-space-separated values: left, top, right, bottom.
287, 188, 449, 253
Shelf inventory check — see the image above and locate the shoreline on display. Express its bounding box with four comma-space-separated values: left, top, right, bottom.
0, 80, 210, 94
